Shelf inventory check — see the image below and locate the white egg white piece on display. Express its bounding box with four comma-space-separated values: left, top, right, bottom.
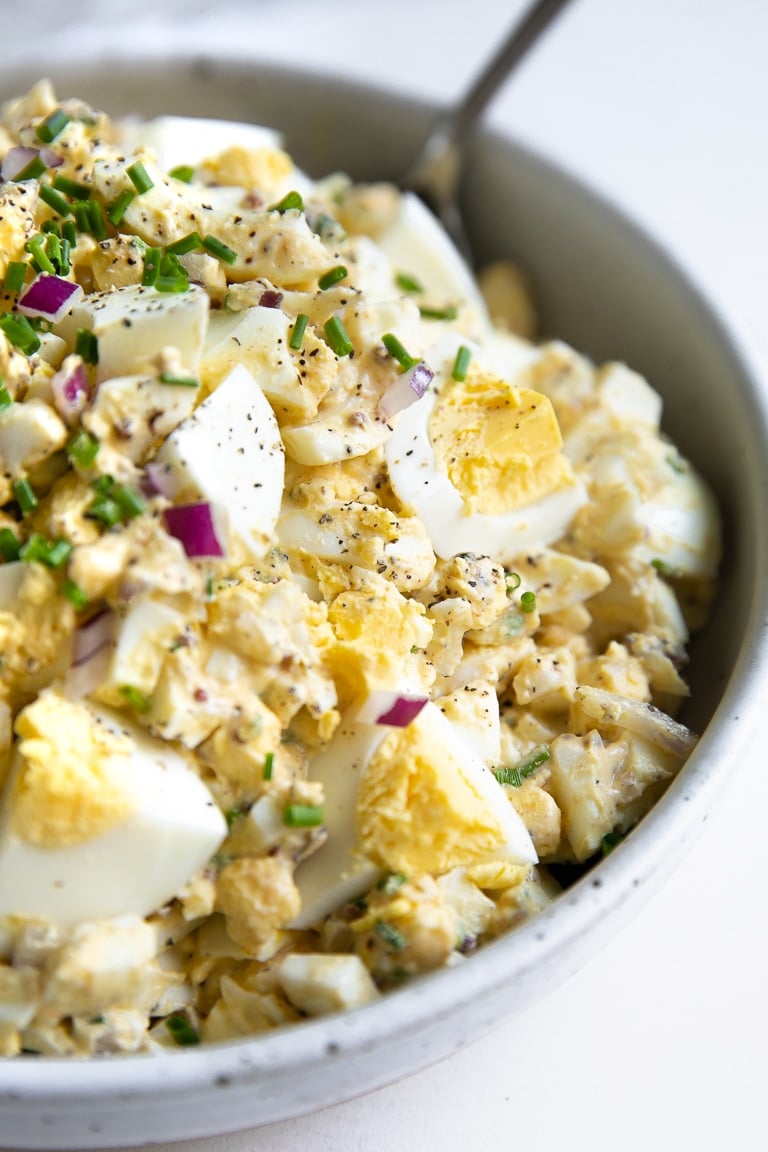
291, 715, 386, 930
118, 115, 282, 173
385, 343, 587, 563
154, 363, 285, 558
0, 708, 226, 927
0, 562, 25, 611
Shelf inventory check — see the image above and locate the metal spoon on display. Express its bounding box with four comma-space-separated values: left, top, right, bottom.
404, 0, 573, 260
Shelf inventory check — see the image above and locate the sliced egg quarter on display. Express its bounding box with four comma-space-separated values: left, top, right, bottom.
385, 341, 587, 562
154, 364, 285, 558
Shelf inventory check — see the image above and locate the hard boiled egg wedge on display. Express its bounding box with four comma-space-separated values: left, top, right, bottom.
154, 363, 285, 559
0, 690, 226, 927
292, 699, 535, 929
385, 338, 587, 563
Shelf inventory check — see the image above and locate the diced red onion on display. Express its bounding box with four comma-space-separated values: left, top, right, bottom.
378, 361, 434, 421
39, 147, 63, 169
72, 610, 116, 668
259, 289, 284, 309
144, 460, 177, 498
356, 689, 429, 727
163, 502, 225, 558
18, 274, 83, 323
1, 146, 40, 182
51, 356, 90, 424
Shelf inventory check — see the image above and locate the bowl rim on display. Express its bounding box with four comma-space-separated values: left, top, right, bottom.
1, 49, 767, 1119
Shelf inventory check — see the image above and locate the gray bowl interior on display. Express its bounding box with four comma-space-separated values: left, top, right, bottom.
0, 55, 766, 1148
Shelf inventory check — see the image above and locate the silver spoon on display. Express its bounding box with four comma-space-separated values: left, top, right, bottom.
404, 0, 573, 260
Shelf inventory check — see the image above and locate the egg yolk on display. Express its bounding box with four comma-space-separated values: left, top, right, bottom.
429, 374, 571, 515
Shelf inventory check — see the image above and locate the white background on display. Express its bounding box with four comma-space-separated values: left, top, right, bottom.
5, 1, 768, 1149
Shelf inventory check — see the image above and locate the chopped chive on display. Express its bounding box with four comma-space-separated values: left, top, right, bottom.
168, 164, 195, 183
494, 745, 550, 788
45, 232, 62, 273
13, 155, 46, 182
452, 344, 472, 382
0, 528, 20, 562
38, 183, 72, 218
36, 109, 70, 143
419, 304, 459, 321
62, 219, 77, 246
288, 313, 309, 351
505, 571, 521, 593
520, 590, 537, 613
105, 189, 135, 227
377, 872, 408, 894
165, 1015, 200, 1046
141, 246, 162, 287
323, 315, 354, 358
86, 200, 107, 241
66, 428, 100, 468
283, 803, 324, 828
262, 751, 274, 781
311, 212, 344, 240
75, 328, 99, 365
166, 231, 202, 255
91, 474, 114, 493
269, 189, 304, 213
201, 234, 237, 265
0, 386, 13, 414
160, 371, 199, 388
112, 484, 146, 520
318, 265, 348, 291
126, 161, 154, 194
52, 174, 91, 201
25, 234, 56, 275
0, 314, 41, 356
601, 830, 624, 856
651, 557, 682, 579
86, 495, 122, 527
225, 806, 244, 828
119, 684, 151, 713
73, 201, 91, 234
374, 920, 406, 952
60, 578, 89, 610
155, 276, 190, 294
396, 271, 424, 294
382, 332, 419, 371
41, 219, 61, 235
3, 261, 27, 294
59, 237, 71, 275
20, 533, 72, 568
494, 765, 522, 787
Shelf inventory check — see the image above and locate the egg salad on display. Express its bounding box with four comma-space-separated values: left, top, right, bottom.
0, 81, 720, 1058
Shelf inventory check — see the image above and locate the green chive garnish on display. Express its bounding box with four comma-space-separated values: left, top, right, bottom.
36, 109, 70, 143
201, 234, 237, 265
452, 344, 472, 382
0, 314, 41, 356
283, 804, 324, 828
141, 246, 162, 287
20, 534, 72, 568
60, 578, 88, 610
67, 429, 100, 468
601, 830, 624, 856
86, 200, 107, 241
168, 165, 195, 183
75, 328, 99, 365
87, 495, 121, 527
269, 190, 304, 213
323, 315, 354, 358
105, 189, 135, 227
377, 872, 408, 895
419, 304, 459, 321
91, 474, 114, 493
52, 174, 91, 201
382, 332, 419, 371
62, 219, 77, 246
38, 184, 72, 218
25, 234, 56, 275
3, 262, 27, 294
288, 313, 309, 351
494, 746, 549, 788
318, 265, 348, 291
505, 571, 521, 593
0, 528, 20, 562
119, 684, 151, 713
13, 156, 46, 182
520, 590, 537, 613
166, 231, 202, 255
651, 557, 681, 579
0, 386, 13, 414
126, 161, 154, 194
165, 1015, 200, 1046
160, 372, 199, 389
396, 272, 424, 294
374, 920, 406, 952
262, 751, 274, 781
112, 485, 146, 520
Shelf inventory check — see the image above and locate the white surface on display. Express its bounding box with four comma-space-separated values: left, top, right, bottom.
4, 1, 767, 1149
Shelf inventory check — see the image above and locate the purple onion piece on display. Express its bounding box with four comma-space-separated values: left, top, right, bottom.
144, 460, 177, 498
357, 689, 429, 727
1, 146, 40, 181
259, 289, 284, 309
163, 502, 225, 558
39, 147, 64, 168
408, 361, 434, 399
72, 610, 115, 668
378, 360, 434, 421
51, 358, 90, 424
18, 274, 83, 323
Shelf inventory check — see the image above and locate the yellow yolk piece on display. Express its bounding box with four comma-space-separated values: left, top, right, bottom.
197, 145, 295, 192
10, 692, 135, 848
429, 375, 572, 516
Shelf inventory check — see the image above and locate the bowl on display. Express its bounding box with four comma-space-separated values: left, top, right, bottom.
0, 54, 767, 1150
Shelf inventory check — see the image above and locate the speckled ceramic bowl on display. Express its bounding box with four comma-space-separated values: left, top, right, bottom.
1, 55, 767, 1150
